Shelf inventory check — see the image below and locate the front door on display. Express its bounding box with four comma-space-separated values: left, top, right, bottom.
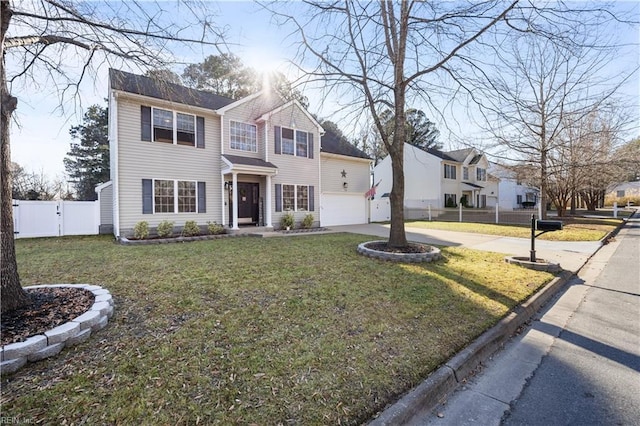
234, 182, 259, 225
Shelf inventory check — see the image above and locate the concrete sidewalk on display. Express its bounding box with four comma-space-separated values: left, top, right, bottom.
330, 223, 601, 274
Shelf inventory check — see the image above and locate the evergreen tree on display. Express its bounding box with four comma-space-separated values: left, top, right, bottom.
64, 104, 109, 200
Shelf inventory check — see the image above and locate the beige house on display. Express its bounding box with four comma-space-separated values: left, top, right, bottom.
107, 69, 370, 238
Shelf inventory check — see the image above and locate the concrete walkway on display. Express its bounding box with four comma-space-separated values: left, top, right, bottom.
329, 223, 601, 274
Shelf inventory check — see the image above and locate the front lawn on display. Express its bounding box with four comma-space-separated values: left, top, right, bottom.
2, 234, 553, 424
406, 217, 620, 241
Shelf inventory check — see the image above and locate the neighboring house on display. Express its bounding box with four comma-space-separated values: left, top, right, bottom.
107, 69, 370, 238
605, 181, 640, 205
489, 163, 539, 210
372, 144, 498, 210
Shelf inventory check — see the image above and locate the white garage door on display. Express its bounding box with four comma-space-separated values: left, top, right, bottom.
321, 193, 367, 226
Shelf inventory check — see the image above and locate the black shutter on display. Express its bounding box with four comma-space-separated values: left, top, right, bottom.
309, 185, 314, 211
274, 126, 281, 155
196, 116, 205, 148
142, 179, 153, 214
275, 184, 282, 212
141, 106, 151, 141
308, 133, 314, 159
198, 181, 206, 213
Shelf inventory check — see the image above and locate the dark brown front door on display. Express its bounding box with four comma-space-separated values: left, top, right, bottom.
235, 182, 259, 224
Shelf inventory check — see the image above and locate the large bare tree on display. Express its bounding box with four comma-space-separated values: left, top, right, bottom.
1, 0, 225, 313
466, 6, 635, 218
265, 0, 520, 247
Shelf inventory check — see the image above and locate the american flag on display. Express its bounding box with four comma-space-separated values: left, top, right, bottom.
364, 180, 381, 199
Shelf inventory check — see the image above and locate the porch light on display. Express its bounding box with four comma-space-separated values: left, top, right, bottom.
343, 182, 348, 190
224, 181, 233, 191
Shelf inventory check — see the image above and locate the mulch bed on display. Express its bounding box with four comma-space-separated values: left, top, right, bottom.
364, 241, 431, 254
1, 287, 95, 346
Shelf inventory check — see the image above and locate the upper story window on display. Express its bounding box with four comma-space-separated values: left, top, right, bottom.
141, 106, 204, 148
463, 166, 469, 180
444, 164, 457, 179
281, 128, 295, 155
230, 121, 257, 152
274, 126, 314, 159
476, 167, 487, 181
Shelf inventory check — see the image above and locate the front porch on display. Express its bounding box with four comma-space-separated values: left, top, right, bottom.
221, 154, 278, 230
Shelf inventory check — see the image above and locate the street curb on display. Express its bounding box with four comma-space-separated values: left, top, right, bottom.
369, 270, 573, 425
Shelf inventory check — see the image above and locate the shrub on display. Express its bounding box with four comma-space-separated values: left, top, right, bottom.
280, 212, 295, 230
133, 221, 149, 240
207, 221, 225, 235
182, 220, 200, 237
301, 214, 314, 229
157, 220, 174, 238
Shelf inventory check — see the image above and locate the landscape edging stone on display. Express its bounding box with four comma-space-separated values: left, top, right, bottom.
0, 284, 114, 376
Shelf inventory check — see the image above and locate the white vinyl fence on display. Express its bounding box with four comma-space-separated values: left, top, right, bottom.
13, 199, 99, 238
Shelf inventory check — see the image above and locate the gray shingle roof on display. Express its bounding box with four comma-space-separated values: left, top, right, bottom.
222, 154, 277, 169
109, 69, 235, 111
321, 129, 370, 159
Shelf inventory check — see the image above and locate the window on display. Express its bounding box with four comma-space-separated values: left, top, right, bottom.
276, 184, 314, 212
616, 190, 625, 198
274, 126, 314, 159
282, 184, 295, 211
444, 193, 457, 207
153, 109, 174, 144
149, 180, 203, 214
444, 164, 457, 179
176, 113, 195, 146
517, 195, 523, 205
297, 185, 309, 211
281, 128, 295, 155
177, 181, 196, 213
476, 167, 487, 181
142, 106, 204, 148
230, 121, 257, 152
463, 167, 469, 180
296, 132, 308, 157
154, 180, 175, 213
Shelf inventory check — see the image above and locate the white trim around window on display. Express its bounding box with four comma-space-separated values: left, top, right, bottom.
151, 107, 197, 146
282, 184, 309, 212
229, 120, 258, 152
153, 179, 198, 214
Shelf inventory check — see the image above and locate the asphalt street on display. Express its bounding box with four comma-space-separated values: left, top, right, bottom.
501, 216, 640, 425
410, 215, 640, 426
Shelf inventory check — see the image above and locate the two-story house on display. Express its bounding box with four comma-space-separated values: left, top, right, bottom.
105, 69, 370, 238
372, 143, 498, 211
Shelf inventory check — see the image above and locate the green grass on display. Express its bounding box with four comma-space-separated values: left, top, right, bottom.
2, 234, 553, 425
406, 217, 620, 241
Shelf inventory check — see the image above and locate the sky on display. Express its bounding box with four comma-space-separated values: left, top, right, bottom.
7, 0, 640, 180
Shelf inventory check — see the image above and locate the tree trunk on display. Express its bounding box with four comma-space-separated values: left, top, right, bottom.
388, 141, 407, 247
1, 1, 30, 313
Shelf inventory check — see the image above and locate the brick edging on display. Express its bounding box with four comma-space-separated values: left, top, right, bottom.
1, 284, 114, 376
369, 270, 573, 425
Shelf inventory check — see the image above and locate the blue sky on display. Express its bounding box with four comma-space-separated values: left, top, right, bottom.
8, 1, 640, 180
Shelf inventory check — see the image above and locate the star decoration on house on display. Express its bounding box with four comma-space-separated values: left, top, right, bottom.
341, 169, 347, 178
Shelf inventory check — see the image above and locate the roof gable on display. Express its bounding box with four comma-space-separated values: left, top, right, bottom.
109, 69, 235, 111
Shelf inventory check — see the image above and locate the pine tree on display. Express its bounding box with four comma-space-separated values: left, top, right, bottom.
64, 104, 109, 200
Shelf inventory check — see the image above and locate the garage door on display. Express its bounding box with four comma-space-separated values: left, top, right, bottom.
321, 193, 367, 226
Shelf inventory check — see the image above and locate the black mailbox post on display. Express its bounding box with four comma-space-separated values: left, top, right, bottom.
530, 215, 563, 262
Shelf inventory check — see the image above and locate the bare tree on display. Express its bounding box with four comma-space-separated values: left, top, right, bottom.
467, 7, 635, 218
1, 0, 225, 313
265, 0, 520, 247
